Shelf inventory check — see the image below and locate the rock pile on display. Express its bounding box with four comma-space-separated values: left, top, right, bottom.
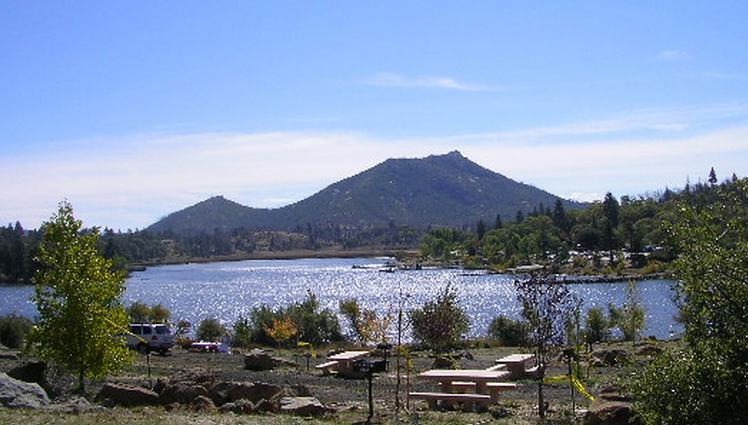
96, 373, 332, 417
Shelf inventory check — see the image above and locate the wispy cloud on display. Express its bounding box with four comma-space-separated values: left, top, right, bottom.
363, 72, 494, 92
3, 104, 748, 229
658, 49, 689, 61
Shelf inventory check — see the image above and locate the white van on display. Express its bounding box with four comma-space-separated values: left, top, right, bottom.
126, 323, 175, 354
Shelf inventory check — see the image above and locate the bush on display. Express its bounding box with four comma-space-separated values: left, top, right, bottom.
126, 301, 171, 323
487, 315, 527, 346
584, 307, 609, 347
409, 284, 469, 352
0, 315, 33, 349
241, 292, 343, 346
196, 318, 226, 342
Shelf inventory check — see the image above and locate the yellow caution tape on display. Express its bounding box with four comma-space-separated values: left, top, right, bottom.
543, 374, 595, 401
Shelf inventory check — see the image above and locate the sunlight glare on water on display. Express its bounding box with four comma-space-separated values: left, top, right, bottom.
0, 258, 682, 339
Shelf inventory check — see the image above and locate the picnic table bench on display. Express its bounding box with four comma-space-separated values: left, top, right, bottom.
315, 360, 339, 375
408, 392, 492, 411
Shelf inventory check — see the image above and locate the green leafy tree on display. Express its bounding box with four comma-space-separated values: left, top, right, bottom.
409, 284, 469, 352
487, 315, 528, 346
31, 202, 132, 393
126, 301, 151, 323
583, 307, 609, 349
150, 303, 171, 323
515, 276, 577, 421
633, 179, 748, 424
196, 318, 226, 342
608, 280, 645, 344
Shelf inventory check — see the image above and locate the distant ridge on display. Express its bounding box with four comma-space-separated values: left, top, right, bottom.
148, 151, 586, 233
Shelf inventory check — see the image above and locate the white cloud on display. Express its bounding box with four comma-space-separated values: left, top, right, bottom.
363, 72, 494, 92
658, 49, 689, 61
3, 105, 748, 230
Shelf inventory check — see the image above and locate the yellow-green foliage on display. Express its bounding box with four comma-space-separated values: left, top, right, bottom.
31, 201, 132, 391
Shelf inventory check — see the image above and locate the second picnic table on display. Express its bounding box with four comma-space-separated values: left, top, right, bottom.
322, 350, 370, 375
495, 353, 537, 379
412, 368, 516, 410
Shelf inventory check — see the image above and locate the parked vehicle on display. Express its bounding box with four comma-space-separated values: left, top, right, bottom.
126, 323, 175, 354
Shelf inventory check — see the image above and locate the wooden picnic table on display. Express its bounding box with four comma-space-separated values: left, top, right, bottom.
417, 369, 510, 396
495, 353, 536, 378
414, 369, 512, 410
326, 350, 370, 374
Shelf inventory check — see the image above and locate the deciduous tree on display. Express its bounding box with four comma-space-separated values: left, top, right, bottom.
31, 201, 132, 393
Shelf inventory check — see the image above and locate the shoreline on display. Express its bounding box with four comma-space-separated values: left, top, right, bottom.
131, 248, 416, 269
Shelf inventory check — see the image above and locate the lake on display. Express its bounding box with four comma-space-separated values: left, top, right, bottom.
0, 257, 682, 339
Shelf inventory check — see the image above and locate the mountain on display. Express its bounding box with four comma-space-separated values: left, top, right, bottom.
148, 151, 586, 233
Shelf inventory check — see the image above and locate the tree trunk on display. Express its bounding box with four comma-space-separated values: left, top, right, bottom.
77, 368, 85, 394
538, 366, 545, 421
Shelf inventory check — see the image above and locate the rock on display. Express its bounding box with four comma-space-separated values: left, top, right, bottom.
220, 399, 256, 414
243, 349, 297, 371
152, 378, 167, 395
254, 398, 280, 413
8, 361, 50, 393
280, 396, 330, 417
598, 384, 632, 402
636, 345, 663, 357
432, 356, 459, 369
159, 383, 209, 405
0, 352, 19, 360
191, 395, 217, 412
0, 372, 50, 409
287, 384, 313, 397
208, 381, 235, 405
164, 402, 181, 411
591, 350, 630, 367
227, 382, 283, 404
43, 397, 94, 414
96, 383, 159, 407
583, 402, 642, 425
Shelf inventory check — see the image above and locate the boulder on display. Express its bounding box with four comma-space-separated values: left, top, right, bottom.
8, 361, 49, 393
280, 396, 329, 417
159, 383, 209, 405
0, 352, 19, 360
191, 395, 217, 412
96, 383, 159, 407
219, 399, 256, 414
227, 382, 283, 404
43, 397, 94, 414
432, 356, 459, 369
208, 381, 235, 405
254, 398, 280, 414
0, 372, 50, 409
243, 349, 297, 371
636, 345, 663, 357
287, 384, 313, 397
583, 401, 642, 425
591, 350, 630, 367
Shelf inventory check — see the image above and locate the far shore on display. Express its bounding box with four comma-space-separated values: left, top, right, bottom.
130, 247, 416, 269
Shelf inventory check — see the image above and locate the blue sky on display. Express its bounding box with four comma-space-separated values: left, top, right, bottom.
2, 1, 748, 229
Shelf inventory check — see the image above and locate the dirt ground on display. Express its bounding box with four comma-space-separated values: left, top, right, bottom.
0, 340, 668, 424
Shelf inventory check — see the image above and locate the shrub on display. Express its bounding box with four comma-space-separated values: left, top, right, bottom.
487, 315, 527, 346
232, 315, 254, 348
196, 318, 226, 342
244, 292, 343, 346
0, 314, 33, 349
608, 280, 645, 343
584, 307, 609, 348
409, 284, 469, 352
126, 301, 171, 323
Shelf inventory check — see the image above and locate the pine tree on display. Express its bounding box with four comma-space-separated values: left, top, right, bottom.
494, 214, 503, 229
708, 167, 717, 186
